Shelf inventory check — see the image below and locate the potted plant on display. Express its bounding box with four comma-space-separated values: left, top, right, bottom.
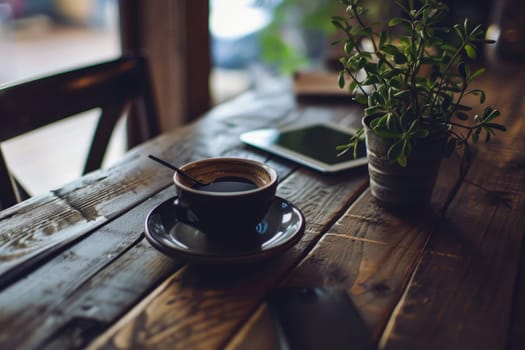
333, 0, 506, 205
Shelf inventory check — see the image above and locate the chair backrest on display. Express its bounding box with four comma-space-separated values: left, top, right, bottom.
0, 55, 161, 209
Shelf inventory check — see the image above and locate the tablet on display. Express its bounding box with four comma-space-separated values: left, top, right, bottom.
240, 122, 367, 173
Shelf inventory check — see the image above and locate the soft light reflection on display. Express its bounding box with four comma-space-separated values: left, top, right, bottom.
282, 213, 292, 224
486, 24, 500, 42
261, 231, 284, 249
210, 0, 271, 39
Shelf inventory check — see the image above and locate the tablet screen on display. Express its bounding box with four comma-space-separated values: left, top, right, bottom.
275, 125, 366, 165
240, 123, 367, 173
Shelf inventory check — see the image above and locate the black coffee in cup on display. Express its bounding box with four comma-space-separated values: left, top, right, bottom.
192, 176, 258, 192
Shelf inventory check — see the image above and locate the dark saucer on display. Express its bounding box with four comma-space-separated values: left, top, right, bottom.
144, 196, 305, 264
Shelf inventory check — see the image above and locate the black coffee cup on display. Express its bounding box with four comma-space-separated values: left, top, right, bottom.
173, 157, 278, 241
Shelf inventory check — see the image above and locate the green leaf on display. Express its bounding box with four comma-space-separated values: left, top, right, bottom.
382, 68, 402, 79
485, 129, 492, 143
458, 62, 467, 79
464, 44, 477, 59
386, 113, 396, 130
388, 141, 403, 160
332, 16, 346, 22
373, 125, 403, 139
370, 116, 383, 129
364, 62, 378, 74
484, 123, 506, 131
441, 44, 457, 52
473, 127, 481, 143
464, 18, 470, 33
379, 31, 387, 48
483, 108, 500, 122
331, 19, 345, 31
382, 44, 400, 55
470, 68, 486, 81
390, 77, 403, 89
338, 71, 345, 89
361, 75, 379, 86
394, 53, 407, 64
398, 154, 407, 167
388, 17, 410, 27
402, 139, 412, 155
467, 89, 486, 103
364, 106, 383, 116
454, 24, 463, 39
344, 41, 354, 54
353, 94, 368, 105
372, 91, 385, 105
368, 94, 375, 106
349, 80, 358, 93
469, 23, 483, 37
394, 89, 411, 98
479, 91, 486, 104
421, 56, 441, 64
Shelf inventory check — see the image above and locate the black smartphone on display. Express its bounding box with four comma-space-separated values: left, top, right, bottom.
266, 287, 376, 350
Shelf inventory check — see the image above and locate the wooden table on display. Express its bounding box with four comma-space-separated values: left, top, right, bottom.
1, 68, 524, 350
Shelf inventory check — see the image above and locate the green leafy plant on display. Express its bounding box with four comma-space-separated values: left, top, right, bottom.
333, 0, 506, 167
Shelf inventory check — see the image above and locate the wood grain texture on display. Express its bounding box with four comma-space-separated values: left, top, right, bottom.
87, 165, 369, 349
224, 70, 518, 350
0, 81, 364, 350
0, 85, 298, 287
496, 71, 525, 350
227, 143, 463, 349
0, 188, 179, 349
380, 150, 525, 350
4, 69, 523, 350
379, 70, 525, 349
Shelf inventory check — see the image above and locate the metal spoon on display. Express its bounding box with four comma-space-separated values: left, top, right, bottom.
148, 155, 207, 186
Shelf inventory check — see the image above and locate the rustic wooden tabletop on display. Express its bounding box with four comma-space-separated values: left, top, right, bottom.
1, 67, 524, 350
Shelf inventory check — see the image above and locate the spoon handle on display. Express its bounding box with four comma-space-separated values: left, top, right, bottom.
148, 155, 204, 185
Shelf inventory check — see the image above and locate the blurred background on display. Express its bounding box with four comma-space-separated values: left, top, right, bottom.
0, 0, 522, 196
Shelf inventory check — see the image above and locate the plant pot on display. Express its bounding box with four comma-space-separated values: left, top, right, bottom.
363, 115, 446, 206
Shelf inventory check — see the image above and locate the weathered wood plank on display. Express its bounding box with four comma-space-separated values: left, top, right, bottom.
0, 140, 302, 350
0, 84, 363, 349
0, 132, 189, 288
86, 165, 369, 349
509, 236, 525, 350
0, 147, 299, 350
379, 147, 525, 350
0, 188, 181, 349
226, 142, 463, 349
377, 69, 525, 349
277, 185, 454, 337
0, 75, 357, 283
222, 68, 525, 350
2, 66, 523, 350
0, 88, 299, 286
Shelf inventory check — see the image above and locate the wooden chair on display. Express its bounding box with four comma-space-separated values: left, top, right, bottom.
0, 55, 161, 210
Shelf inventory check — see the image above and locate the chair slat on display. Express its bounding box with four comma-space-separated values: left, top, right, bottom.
0, 55, 160, 209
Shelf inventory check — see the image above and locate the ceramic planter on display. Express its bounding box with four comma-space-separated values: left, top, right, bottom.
363, 115, 446, 206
